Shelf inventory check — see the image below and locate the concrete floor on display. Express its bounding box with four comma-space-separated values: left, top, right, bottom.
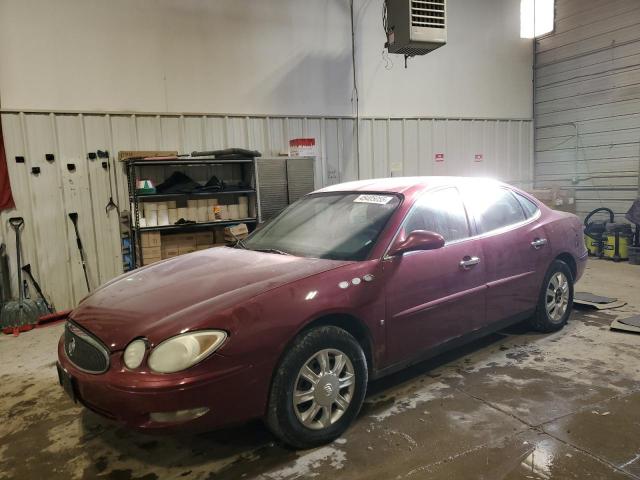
1, 259, 639, 480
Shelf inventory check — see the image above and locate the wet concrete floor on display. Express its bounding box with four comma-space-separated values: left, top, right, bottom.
1, 259, 639, 479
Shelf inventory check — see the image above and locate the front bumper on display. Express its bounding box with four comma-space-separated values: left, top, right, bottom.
57, 337, 270, 432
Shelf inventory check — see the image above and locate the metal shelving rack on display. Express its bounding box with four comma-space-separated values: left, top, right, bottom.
126, 156, 261, 268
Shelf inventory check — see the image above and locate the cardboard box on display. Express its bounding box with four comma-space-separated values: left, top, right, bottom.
162, 246, 180, 259
214, 228, 225, 244
142, 256, 162, 266
178, 246, 197, 255
224, 223, 249, 241
196, 245, 211, 251
525, 188, 576, 214
142, 246, 161, 258
163, 234, 196, 247
141, 232, 161, 248
194, 232, 213, 246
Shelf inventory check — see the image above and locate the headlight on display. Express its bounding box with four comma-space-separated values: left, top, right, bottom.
148, 330, 227, 374
123, 339, 147, 369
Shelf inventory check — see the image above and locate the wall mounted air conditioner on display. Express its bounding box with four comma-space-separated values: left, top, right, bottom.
385, 0, 447, 56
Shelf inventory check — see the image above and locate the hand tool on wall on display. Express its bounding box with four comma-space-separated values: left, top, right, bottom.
68, 212, 91, 292
99, 150, 120, 216
0, 217, 40, 331
22, 264, 55, 314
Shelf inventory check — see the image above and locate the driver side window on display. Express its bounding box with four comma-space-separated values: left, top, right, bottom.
403, 188, 471, 243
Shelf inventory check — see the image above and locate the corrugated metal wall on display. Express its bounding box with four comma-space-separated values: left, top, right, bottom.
534, 0, 640, 219
1, 111, 532, 309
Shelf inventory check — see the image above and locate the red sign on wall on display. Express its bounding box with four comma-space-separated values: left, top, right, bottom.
434, 153, 445, 162
474, 154, 483, 162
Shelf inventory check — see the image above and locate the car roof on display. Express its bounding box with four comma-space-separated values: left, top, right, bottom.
314, 176, 509, 195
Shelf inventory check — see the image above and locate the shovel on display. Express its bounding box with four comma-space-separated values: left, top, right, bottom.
0, 217, 40, 330
22, 264, 55, 314
68, 212, 91, 292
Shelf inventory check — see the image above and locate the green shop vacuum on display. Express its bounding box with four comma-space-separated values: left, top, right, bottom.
602, 222, 634, 262
584, 207, 614, 257
0, 217, 40, 332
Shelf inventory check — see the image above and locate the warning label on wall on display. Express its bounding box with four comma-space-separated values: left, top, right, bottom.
474, 154, 483, 162
434, 153, 445, 162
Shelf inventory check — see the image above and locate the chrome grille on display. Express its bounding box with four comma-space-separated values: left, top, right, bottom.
411, 0, 446, 28
64, 321, 110, 374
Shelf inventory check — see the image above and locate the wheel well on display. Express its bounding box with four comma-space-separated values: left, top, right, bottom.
556, 253, 577, 280
301, 314, 375, 373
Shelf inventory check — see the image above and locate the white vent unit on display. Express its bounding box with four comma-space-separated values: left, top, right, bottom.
385, 0, 447, 57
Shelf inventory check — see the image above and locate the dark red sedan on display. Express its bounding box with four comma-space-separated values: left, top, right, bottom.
57, 177, 587, 448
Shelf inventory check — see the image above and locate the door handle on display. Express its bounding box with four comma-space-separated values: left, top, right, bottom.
459, 256, 480, 270
531, 238, 548, 249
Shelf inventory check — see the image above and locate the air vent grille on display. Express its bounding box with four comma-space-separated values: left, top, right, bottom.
411, 0, 445, 28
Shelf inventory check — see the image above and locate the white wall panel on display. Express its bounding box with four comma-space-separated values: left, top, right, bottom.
534, 0, 640, 220
0, 0, 532, 119
1, 111, 531, 310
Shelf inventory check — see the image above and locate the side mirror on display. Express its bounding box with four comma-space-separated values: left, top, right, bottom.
388, 230, 445, 257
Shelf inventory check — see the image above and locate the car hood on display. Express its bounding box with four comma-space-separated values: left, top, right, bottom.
71, 247, 348, 350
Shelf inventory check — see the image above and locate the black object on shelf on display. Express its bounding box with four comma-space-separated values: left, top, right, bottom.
191, 148, 261, 159
139, 218, 258, 233
155, 171, 201, 194
126, 155, 261, 268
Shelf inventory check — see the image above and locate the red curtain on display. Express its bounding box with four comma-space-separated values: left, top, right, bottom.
0, 118, 15, 211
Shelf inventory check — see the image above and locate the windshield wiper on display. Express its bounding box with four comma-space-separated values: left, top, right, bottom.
254, 248, 291, 256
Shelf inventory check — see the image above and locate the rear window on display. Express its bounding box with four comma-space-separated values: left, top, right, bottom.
514, 192, 540, 219
467, 187, 526, 234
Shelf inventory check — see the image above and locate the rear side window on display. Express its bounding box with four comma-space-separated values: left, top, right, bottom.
403, 187, 470, 243
514, 192, 540, 219
467, 187, 526, 234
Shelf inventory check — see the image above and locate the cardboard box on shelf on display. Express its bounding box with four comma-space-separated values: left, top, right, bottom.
214, 228, 225, 244
162, 246, 180, 259
195, 245, 211, 251
142, 246, 161, 258
141, 232, 161, 248
142, 256, 162, 266
178, 246, 197, 255
163, 233, 196, 246
194, 231, 214, 246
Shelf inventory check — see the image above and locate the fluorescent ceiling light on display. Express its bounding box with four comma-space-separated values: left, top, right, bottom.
521, 0, 554, 38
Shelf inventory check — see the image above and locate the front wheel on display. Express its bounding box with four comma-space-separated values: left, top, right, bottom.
529, 259, 574, 333
266, 326, 368, 449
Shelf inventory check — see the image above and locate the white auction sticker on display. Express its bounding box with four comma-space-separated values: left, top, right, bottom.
354, 194, 394, 205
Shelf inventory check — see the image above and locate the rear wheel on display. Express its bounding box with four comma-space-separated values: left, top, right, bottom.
530, 260, 574, 332
266, 326, 367, 449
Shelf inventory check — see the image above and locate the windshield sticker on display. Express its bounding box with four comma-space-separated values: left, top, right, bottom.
354, 194, 393, 205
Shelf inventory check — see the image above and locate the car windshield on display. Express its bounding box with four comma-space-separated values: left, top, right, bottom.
244, 193, 401, 260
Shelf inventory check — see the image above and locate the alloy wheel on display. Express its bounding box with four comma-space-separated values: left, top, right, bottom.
546, 272, 570, 322
293, 348, 355, 430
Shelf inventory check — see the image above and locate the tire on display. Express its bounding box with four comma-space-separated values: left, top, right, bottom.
529, 259, 574, 333
266, 326, 368, 449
